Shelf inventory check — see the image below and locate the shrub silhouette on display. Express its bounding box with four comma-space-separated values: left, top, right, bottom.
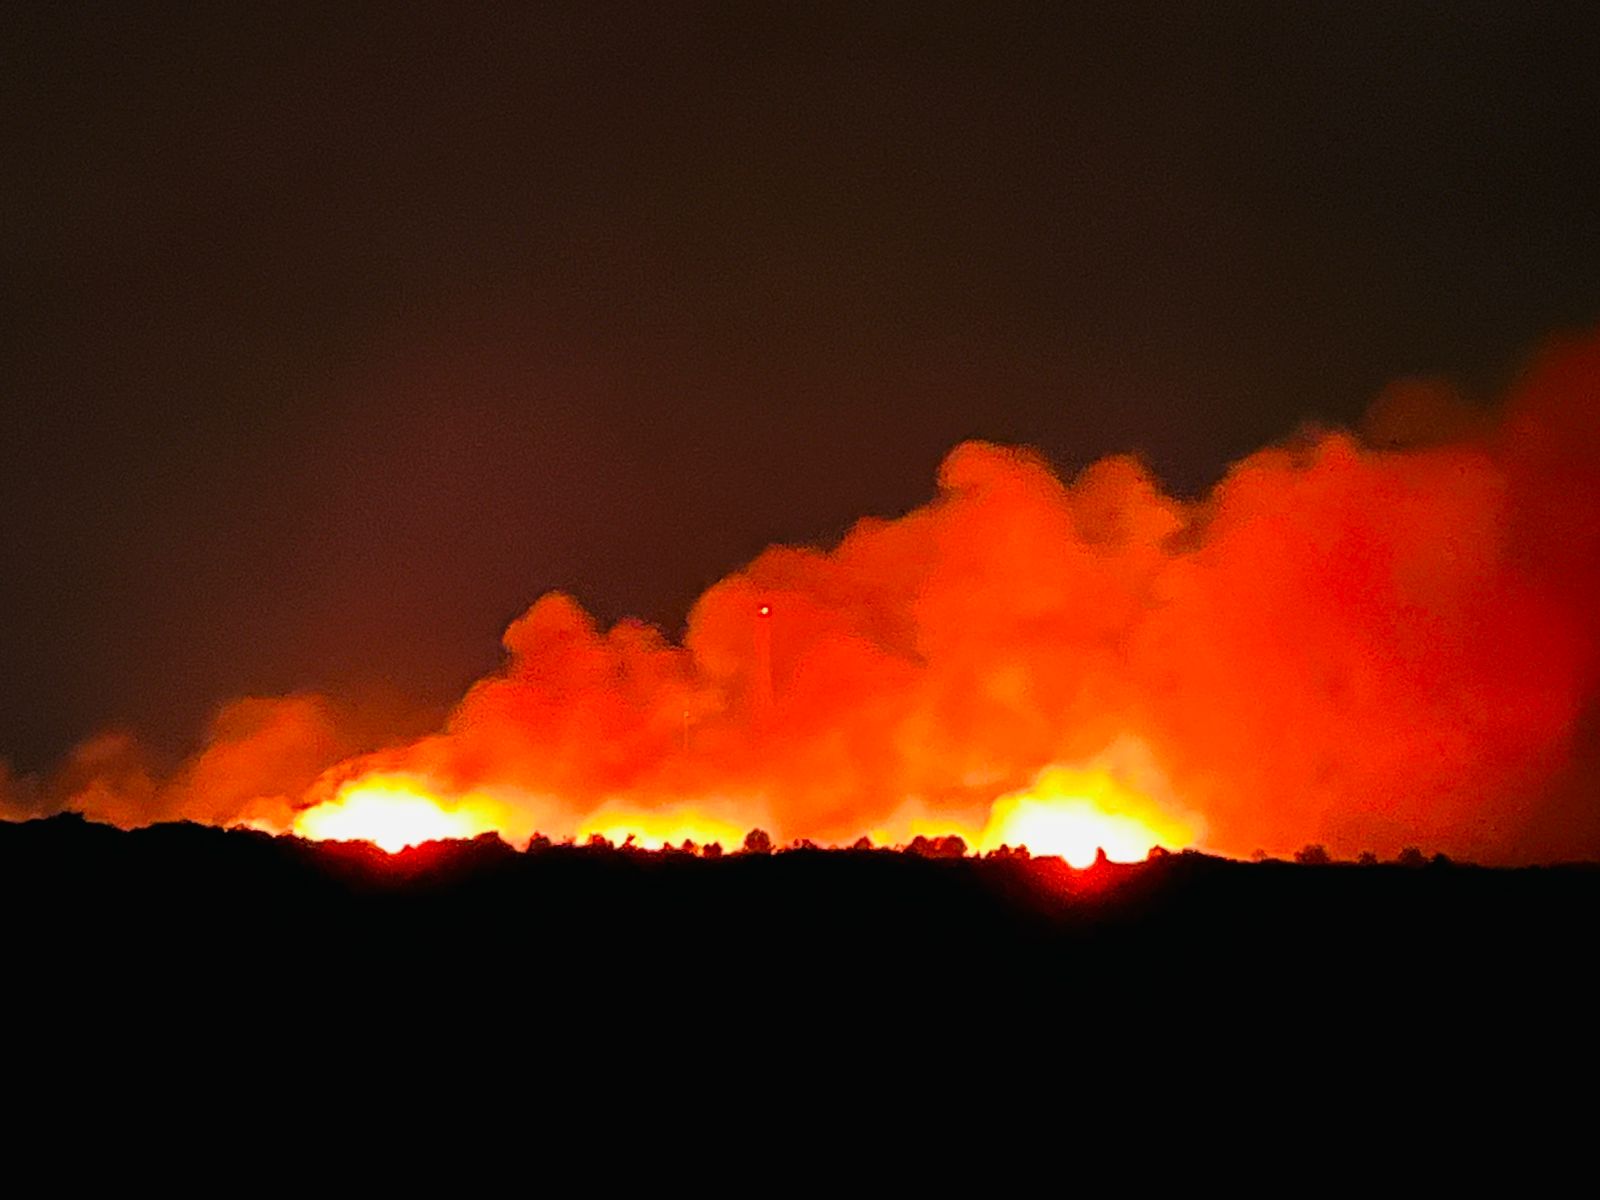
986, 843, 1030, 860
908, 834, 967, 858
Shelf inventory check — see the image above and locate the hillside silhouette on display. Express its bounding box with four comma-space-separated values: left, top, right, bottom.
8, 816, 1596, 1036
8, 812, 1598, 1157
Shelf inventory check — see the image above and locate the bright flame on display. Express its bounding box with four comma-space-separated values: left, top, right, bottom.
293, 776, 493, 852
576, 805, 751, 851
978, 765, 1196, 866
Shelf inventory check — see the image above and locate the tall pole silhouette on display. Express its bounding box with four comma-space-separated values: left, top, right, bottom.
752, 602, 775, 721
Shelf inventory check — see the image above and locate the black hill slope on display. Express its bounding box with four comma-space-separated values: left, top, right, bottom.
6, 815, 1595, 1030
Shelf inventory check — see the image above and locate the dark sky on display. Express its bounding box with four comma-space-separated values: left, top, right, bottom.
4, 2, 1599, 770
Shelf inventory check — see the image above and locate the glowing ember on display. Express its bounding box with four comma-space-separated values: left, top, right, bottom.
293, 777, 491, 852
978, 765, 1196, 866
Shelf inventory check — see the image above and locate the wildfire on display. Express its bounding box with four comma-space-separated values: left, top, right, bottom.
576, 806, 751, 850
286, 756, 1193, 861
293, 776, 496, 852
15, 331, 1600, 865
977, 765, 1196, 866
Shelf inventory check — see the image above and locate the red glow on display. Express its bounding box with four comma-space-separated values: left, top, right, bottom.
20, 329, 1600, 864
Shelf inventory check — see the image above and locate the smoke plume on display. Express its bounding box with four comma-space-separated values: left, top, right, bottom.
8, 328, 1600, 863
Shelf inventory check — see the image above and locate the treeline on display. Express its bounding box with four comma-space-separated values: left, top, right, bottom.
5, 814, 1596, 1011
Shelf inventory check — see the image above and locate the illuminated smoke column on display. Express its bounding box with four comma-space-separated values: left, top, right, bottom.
7, 329, 1600, 863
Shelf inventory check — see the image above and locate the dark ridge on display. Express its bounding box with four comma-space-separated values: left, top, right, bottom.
6, 815, 1596, 1071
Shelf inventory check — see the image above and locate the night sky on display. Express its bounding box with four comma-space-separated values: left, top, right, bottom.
4, 3, 1598, 771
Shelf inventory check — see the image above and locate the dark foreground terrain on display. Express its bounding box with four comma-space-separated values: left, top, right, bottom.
7, 815, 1596, 1030
6, 814, 1596, 1153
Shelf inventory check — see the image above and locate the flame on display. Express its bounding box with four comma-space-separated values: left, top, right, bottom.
576, 805, 752, 850
977, 765, 1196, 866
293, 775, 497, 852
19, 329, 1600, 864
289, 752, 1195, 861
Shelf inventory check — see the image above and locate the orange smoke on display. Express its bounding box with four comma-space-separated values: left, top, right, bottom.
9, 328, 1600, 863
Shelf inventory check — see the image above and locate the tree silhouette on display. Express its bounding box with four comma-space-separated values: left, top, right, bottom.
908, 834, 967, 858
1294, 844, 1331, 865
1397, 846, 1426, 867
742, 828, 773, 855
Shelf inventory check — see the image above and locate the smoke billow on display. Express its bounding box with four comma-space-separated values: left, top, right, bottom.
7, 329, 1600, 863
8, 697, 355, 832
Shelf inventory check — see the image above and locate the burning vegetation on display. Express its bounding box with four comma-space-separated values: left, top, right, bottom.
5, 329, 1600, 863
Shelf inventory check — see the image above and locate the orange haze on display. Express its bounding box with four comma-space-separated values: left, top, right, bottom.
7, 329, 1600, 863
